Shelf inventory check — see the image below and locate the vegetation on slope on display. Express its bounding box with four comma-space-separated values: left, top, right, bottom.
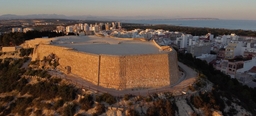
0, 31, 64, 46
0, 57, 119, 115
178, 52, 256, 114
1, 44, 256, 115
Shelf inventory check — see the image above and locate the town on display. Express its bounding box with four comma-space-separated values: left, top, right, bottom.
1, 19, 256, 116
4, 20, 256, 89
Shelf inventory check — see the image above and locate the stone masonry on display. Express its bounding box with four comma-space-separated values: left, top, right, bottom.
32, 44, 179, 90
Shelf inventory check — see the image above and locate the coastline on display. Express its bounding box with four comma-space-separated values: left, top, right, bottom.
122, 19, 256, 31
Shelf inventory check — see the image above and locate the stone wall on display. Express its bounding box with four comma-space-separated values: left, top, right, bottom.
32, 44, 179, 90
99, 55, 125, 89
123, 54, 170, 89
32, 44, 100, 85
2, 46, 19, 52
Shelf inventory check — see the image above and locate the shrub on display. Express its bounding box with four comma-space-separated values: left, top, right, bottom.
188, 85, 196, 91
191, 96, 204, 108
126, 108, 140, 116
128, 102, 133, 106
79, 94, 94, 111
0, 106, 5, 113
50, 78, 62, 83
12, 97, 33, 115
123, 94, 133, 101
95, 103, 105, 115
19, 48, 33, 57
147, 106, 157, 116
34, 109, 42, 116
0, 96, 14, 102
15, 78, 28, 91
58, 84, 77, 101
96, 93, 116, 105
42, 103, 53, 109
53, 99, 64, 109
144, 96, 152, 102
63, 103, 77, 116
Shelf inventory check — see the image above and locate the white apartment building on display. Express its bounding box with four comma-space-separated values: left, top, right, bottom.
56, 26, 65, 33
12, 27, 23, 33
84, 23, 89, 32
23, 28, 34, 33
187, 41, 211, 57
225, 41, 244, 59
66, 26, 74, 33
237, 57, 256, 73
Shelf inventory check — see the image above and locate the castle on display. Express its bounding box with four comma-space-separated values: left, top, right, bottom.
27, 36, 180, 90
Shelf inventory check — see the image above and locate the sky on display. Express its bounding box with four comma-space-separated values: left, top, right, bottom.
0, 0, 255, 20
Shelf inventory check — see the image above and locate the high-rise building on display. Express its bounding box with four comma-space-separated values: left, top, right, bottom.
105, 23, 110, 31
112, 22, 116, 29
78, 23, 84, 31
94, 24, 99, 32
98, 23, 103, 31
117, 22, 122, 29
84, 23, 89, 32
66, 26, 74, 33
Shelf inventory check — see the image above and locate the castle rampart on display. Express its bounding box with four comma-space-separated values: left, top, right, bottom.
31, 36, 180, 90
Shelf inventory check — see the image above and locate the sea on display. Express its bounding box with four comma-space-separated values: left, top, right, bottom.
123, 19, 256, 31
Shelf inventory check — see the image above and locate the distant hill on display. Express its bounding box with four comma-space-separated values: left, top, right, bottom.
0, 14, 106, 20
0, 14, 219, 21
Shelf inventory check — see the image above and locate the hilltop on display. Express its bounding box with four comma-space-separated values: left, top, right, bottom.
0, 47, 255, 116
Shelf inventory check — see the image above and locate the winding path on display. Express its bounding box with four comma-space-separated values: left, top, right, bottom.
49, 62, 198, 96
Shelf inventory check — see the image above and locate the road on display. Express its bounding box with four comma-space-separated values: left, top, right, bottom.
49, 62, 198, 96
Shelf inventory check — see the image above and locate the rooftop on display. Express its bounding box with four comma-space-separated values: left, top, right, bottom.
52, 36, 168, 55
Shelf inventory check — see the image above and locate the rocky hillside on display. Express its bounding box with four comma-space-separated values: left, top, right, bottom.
0, 55, 255, 115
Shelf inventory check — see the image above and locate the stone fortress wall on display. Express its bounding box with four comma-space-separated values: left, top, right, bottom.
32, 44, 179, 90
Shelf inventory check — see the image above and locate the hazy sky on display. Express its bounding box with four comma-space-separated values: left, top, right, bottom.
0, 0, 255, 20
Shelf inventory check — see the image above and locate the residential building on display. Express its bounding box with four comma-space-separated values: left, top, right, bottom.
105, 23, 110, 31
217, 48, 226, 59
225, 42, 244, 59
56, 26, 65, 33
12, 27, 22, 33
66, 26, 74, 33
23, 28, 34, 33
187, 42, 211, 57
